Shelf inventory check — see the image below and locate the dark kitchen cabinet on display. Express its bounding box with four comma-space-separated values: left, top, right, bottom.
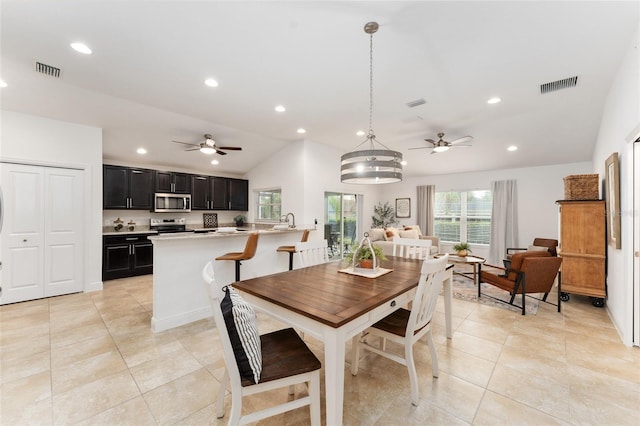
155, 171, 191, 194
191, 176, 249, 211
103, 165, 154, 210
211, 177, 229, 210
103, 234, 154, 280
229, 178, 249, 211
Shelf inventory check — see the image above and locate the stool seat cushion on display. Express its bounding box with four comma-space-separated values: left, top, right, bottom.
216, 252, 247, 261
276, 245, 295, 253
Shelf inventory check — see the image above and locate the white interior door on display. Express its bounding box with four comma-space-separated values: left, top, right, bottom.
634, 140, 639, 346
44, 167, 83, 297
0, 163, 84, 304
1, 164, 45, 304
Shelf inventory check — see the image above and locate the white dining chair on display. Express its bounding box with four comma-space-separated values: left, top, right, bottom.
392, 236, 433, 259
350, 254, 449, 407
295, 239, 329, 268
202, 262, 321, 425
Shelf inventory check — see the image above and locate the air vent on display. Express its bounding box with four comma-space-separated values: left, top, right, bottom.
406, 98, 426, 108
540, 76, 577, 94
34, 61, 62, 78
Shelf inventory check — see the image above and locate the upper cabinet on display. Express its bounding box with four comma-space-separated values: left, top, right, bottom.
228, 178, 249, 211
104, 165, 154, 209
191, 176, 248, 211
155, 171, 191, 194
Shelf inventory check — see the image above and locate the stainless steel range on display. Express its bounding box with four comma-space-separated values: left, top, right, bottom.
150, 218, 193, 234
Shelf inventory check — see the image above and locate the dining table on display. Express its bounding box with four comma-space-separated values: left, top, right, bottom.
232, 255, 453, 426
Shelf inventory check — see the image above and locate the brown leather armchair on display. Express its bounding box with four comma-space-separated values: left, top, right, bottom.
504, 238, 558, 268
479, 251, 562, 315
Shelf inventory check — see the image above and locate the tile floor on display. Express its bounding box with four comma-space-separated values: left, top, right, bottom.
1, 274, 639, 425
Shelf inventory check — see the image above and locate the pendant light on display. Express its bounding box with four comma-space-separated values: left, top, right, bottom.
340, 22, 402, 184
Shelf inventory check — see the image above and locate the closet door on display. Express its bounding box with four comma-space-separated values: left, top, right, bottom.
1, 164, 45, 304
0, 163, 84, 304
43, 167, 83, 297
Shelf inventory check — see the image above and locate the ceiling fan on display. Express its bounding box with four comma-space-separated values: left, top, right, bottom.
409, 132, 473, 154
172, 134, 242, 155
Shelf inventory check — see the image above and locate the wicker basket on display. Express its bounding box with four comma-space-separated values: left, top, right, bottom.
563, 174, 599, 200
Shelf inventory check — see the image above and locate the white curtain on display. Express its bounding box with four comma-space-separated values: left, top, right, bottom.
489, 180, 518, 264
417, 185, 435, 236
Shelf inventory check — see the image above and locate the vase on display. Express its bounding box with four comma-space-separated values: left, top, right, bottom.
359, 259, 374, 269
457, 249, 468, 257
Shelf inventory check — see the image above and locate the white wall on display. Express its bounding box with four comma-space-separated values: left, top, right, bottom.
592, 28, 639, 346
1, 110, 103, 292
245, 139, 380, 240
377, 162, 592, 259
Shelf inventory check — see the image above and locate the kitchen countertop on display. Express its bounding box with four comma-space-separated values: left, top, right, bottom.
147, 227, 309, 241
103, 230, 158, 236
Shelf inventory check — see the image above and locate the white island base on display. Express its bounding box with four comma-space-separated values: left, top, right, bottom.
148, 229, 308, 332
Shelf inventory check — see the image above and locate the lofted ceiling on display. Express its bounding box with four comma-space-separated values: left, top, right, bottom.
1, 1, 638, 178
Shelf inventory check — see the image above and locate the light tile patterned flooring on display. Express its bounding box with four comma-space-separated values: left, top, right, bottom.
1, 274, 639, 425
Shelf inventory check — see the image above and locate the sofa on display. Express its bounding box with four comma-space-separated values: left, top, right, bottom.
367, 225, 440, 257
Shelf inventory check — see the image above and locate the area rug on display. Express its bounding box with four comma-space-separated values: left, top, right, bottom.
447, 267, 540, 315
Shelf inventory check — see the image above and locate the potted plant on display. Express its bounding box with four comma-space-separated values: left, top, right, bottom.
453, 242, 472, 257
233, 215, 246, 227
347, 243, 387, 268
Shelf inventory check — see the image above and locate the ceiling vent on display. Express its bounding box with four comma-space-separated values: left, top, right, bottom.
406, 98, 426, 108
34, 61, 62, 78
540, 76, 577, 94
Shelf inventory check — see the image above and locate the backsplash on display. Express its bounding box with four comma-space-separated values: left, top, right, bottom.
103, 210, 242, 231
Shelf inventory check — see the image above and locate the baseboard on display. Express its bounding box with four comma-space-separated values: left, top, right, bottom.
85, 280, 103, 293
151, 306, 212, 333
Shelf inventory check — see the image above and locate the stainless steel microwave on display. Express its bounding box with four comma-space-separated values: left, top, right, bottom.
154, 193, 191, 213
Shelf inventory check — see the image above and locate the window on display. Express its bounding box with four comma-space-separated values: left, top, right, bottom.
434, 190, 492, 244
255, 188, 281, 221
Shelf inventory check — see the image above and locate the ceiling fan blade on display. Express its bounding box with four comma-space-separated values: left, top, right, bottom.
452, 144, 472, 148
172, 140, 200, 147
408, 146, 431, 150
424, 139, 436, 144
217, 146, 242, 151
449, 136, 473, 145
185, 147, 201, 152
215, 149, 228, 156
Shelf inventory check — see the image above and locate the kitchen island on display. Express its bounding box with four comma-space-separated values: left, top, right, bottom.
148, 228, 310, 332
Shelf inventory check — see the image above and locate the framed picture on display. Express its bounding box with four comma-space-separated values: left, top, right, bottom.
605, 152, 621, 249
395, 198, 410, 218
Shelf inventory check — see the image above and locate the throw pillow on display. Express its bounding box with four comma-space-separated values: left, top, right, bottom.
527, 245, 549, 252
398, 229, 420, 239
220, 286, 262, 384
368, 228, 385, 242
403, 225, 423, 236
384, 227, 399, 241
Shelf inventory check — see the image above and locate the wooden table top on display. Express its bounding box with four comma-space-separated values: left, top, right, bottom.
233, 256, 427, 328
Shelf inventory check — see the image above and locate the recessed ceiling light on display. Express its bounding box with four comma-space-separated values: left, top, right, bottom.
487, 97, 501, 104
400, 160, 407, 166
211, 159, 220, 165
274, 105, 286, 112
204, 78, 219, 87
297, 128, 306, 134
0, 80, 7, 88
356, 130, 365, 136
507, 145, 518, 152
136, 148, 147, 154
70, 42, 92, 55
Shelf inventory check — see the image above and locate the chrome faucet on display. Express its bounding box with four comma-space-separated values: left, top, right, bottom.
285, 212, 296, 228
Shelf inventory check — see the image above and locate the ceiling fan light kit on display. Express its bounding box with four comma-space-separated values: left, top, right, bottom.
340, 21, 402, 185
409, 132, 474, 154
172, 133, 242, 156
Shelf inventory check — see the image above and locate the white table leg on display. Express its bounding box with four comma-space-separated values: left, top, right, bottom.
443, 269, 453, 339
323, 330, 345, 426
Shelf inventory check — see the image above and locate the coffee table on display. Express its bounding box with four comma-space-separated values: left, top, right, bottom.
436, 254, 485, 285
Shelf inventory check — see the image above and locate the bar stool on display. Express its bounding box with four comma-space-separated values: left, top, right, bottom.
276, 229, 310, 270
215, 232, 260, 282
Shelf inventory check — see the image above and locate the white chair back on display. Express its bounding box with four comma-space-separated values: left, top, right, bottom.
392, 236, 433, 259
295, 239, 329, 268
407, 254, 448, 335
202, 262, 243, 390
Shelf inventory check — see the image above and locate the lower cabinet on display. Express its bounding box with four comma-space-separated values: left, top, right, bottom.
103, 234, 153, 280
